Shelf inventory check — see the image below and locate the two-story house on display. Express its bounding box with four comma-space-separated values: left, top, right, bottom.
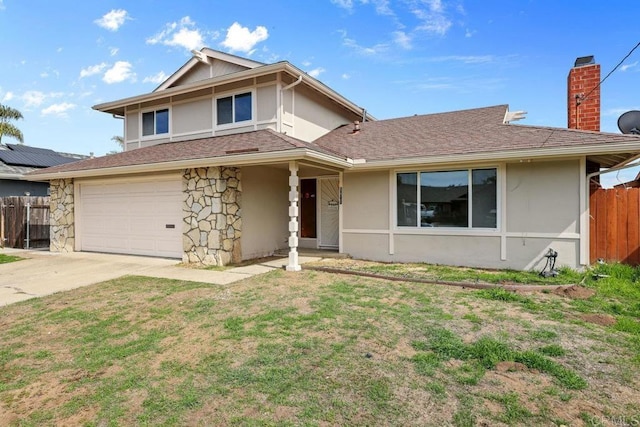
29, 50, 640, 271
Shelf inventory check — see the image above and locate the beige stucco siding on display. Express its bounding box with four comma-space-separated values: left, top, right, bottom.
126, 113, 138, 142
506, 238, 579, 271
342, 234, 389, 261
342, 171, 389, 230
172, 99, 213, 135
506, 160, 580, 234
241, 166, 289, 260
340, 160, 585, 270
394, 235, 501, 267
292, 85, 351, 142
257, 85, 277, 122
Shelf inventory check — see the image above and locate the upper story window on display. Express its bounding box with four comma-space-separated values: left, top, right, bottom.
217, 92, 252, 126
142, 108, 169, 137
397, 168, 497, 229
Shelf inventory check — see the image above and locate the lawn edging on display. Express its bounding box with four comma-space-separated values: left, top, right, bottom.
304, 265, 578, 292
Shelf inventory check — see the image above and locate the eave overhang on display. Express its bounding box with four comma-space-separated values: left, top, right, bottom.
24, 148, 353, 181
346, 142, 640, 171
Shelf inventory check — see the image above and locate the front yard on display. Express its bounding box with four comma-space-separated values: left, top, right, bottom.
0, 261, 638, 426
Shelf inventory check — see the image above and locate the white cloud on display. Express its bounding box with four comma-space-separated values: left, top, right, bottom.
621, 61, 638, 72
331, 0, 394, 16
20, 91, 64, 109
93, 9, 131, 31
429, 55, 496, 64
56, 47, 63, 53
412, 0, 453, 36
331, 0, 357, 10
41, 102, 76, 118
340, 30, 388, 56
2, 91, 14, 102
0, 0, 4, 11
22, 91, 47, 108
373, 0, 394, 16
147, 16, 205, 51
342, 73, 351, 79
109, 47, 119, 56
103, 61, 136, 84
307, 67, 325, 78
221, 22, 268, 54
393, 31, 412, 49
95, 9, 130, 31
465, 28, 475, 38
80, 62, 108, 78
143, 71, 168, 84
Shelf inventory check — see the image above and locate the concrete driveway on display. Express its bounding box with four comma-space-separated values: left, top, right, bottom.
0, 249, 320, 306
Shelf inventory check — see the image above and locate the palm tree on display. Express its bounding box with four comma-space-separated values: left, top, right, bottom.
0, 104, 24, 144
111, 135, 124, 151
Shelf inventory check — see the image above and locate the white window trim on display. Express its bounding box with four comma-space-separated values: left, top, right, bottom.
140, 106, 171, 140
393, 165, 502, 232
214, 89, 256, 130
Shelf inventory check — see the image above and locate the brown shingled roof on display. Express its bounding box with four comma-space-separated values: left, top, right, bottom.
28, 129, 341, 176
314, 105, 640, 161
28, 105, 640, 179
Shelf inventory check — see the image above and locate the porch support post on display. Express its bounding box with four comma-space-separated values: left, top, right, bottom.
287, 161, 301, 271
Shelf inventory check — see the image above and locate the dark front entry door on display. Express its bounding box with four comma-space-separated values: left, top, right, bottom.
300, 179, 316, 238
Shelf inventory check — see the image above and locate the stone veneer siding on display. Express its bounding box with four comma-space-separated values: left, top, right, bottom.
50, 178, 75, 252
182, 167, 242, 266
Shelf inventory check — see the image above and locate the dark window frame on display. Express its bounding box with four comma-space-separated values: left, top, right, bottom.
216, 91, 253, 126
141, 108, 169, 137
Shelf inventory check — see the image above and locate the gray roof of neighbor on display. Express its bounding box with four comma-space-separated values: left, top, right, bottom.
27, 129, 342, 176
0, 144, 86, 177
314, 105, 640, 161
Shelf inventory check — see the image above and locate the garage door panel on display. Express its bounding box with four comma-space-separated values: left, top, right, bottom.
79, 178, 183, 258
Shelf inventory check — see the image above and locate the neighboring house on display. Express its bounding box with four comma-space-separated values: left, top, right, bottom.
613, 171, 640, 188
27, 50, 640, 271
0, 143, 86, 197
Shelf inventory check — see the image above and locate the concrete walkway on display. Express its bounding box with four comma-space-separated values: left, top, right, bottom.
0, 249, 320, 307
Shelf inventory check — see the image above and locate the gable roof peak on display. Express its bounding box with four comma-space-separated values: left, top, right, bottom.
154, 47, 265, 92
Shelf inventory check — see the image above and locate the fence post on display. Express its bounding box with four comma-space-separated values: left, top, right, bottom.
25, 193, 31, 249
0, 197, 4, 248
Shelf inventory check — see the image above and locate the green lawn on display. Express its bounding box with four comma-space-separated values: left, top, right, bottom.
0, 253, 22, 264
0, 262, 638, 426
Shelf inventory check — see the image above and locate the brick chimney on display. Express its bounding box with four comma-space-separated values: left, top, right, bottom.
567, 55, 600, 131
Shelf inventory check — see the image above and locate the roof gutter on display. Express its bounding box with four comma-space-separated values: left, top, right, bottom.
347, 142, 640, 171
24, 148, 354, 181
0, 173, 45, 181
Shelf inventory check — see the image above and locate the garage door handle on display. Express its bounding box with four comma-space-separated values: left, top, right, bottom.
166, 224, 175, 229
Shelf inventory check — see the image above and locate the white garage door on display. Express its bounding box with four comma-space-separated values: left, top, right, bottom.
78, 177, 183, 258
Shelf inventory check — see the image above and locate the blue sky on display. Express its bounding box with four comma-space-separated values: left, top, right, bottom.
1, 0, 638, 185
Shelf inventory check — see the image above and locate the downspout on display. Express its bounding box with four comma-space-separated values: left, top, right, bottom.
282, 75, 303, 91
587, 154, 640, 184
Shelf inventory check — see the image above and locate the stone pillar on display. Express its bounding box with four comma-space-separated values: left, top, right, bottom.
287, 161, 301, 271
182, 167, 242, 266
50, 178, 75, 252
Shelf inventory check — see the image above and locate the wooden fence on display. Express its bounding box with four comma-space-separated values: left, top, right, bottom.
590, 188, 640, 265
0, 196, 50, 249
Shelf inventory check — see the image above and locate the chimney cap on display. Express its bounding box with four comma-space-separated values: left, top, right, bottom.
574, 55, 595, 67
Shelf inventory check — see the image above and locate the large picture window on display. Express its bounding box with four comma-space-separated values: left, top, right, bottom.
142, 108, 169, 137
217, 92, 252, 125
397, 168, 497, 229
